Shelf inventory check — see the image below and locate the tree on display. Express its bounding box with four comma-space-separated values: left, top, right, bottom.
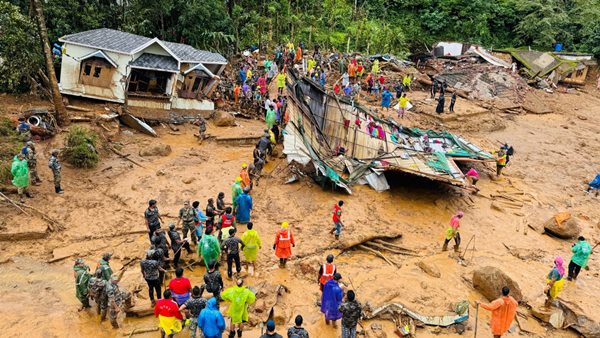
32, 0, 69, 126
0, 2, 43, 93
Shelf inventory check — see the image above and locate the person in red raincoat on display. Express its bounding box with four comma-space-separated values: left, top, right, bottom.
273, 221, 295, 268
258, 75, 267, 97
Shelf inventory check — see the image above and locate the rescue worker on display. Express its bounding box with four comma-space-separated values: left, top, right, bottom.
48, 149, 63, 194
235, 188, 253, 224
218, 207, 236, 241
443, 211, 463, 252
179, 286, 207, 338
222, 278, 256, 338
321, 273, 343, 327
232, 177, 243, 209
11, 153, 30, 203
168, 223, 191, 268
145, 199, 163, 243
199, 227, 221, 268
198, 297, 226, 338
545, 256, 565, 306
177, 200, 197, 245
22, 141, 40, 185
222, 228, 245, 279
140, 250, 165, 306
154, 290, 184, 338
318, 254, 337, 292
168, 267, 192, 306
277, 71, 286, 95
74, 258, 91, 310
331, 201, 344, 239
197, 115, 207, 142
287, 315, 309, 337
97, 252, 113, 281
216, 192, 227, 214
449, 93, 457, 112
339, 290, 362, 338
241, 222, 261, 276
240, 163, 251, 190
105, 275, 123, 328
476, 286, 518, 338
567, 236, 592, 281
203, 260, 224, 303
274, 221, 295, 268
495, 149, 507, 177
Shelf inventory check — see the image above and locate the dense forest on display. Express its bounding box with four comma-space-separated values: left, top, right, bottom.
1, 0, 600, 92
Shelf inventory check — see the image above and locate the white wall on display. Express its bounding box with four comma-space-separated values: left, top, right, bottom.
59, 43, 132, 102
171, 97, 214, 111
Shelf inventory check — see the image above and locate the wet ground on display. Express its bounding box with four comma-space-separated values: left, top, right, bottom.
1, 83, 599, 337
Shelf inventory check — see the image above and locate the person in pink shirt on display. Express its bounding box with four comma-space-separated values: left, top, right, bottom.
443, 211, 464, 252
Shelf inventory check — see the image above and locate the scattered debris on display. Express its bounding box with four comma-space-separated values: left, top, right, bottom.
118, 113, 158, 137
364, 302, 469, 327
138, 143, 172, 157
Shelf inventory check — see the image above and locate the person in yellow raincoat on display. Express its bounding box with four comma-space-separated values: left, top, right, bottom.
241, 222, 262, 275
371, 59, 379, 74
221, 278, 256, 338
545, 256, 565, 306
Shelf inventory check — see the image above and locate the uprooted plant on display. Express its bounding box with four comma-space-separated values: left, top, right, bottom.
63, 126, 99, 168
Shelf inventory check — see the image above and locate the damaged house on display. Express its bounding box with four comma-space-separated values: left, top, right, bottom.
506, 50, 596, 86
58, 28, 227, 111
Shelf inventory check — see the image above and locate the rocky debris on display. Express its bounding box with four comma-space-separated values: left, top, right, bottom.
213, 111, 236, 127
543, 213, 581, 239
416, 260, 441, 278
182, 177, 195, 184
472, 266, 523, 302
531, 300, 600, 337
139, 144, 172, 157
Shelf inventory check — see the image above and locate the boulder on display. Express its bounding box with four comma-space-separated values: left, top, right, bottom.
213, 111, 236, 127
472, 266, 523, 302
139, 144, 172, 157
182, 177, 195, 184
543, 213, 581, 239
416, 260, 441, 278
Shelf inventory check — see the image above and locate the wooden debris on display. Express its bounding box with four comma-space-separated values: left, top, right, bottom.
358, 244, 397, 267
66, 105, 92, 112
123, 327, 158, 337
364, 241, 420, 257
0, 191, 30, 216
70, 116, 92, 122
372, 239, 416, 253
109, 145, 145, 168
13, 200, 64, 231
99, 123, 111, 132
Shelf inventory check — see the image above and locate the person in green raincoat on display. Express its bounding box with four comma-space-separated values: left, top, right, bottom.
265, 106, 276, 129
221, 278, 256, 338
371, 59, 380, 74
73, 258, 91, 310
11, 153, 30, 202
240, 222, 262, 275
199, 227, 221, 267
231, 177, 243, 209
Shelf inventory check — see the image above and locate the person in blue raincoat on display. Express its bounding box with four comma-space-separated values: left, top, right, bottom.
381, 88, 393, 111
235, 187, 253, 224
198, 297, 226, 338
321, 273, 344, 327
586, 173, 600, 196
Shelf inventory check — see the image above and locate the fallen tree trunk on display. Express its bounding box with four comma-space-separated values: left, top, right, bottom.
372, 239, 416, 253
358, 244, 398, 267
364, 302, 469, 327
123, 327, 158, 337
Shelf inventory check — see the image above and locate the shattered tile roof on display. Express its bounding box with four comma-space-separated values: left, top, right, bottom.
130, 53, 179, 72
60, 28, 227, 64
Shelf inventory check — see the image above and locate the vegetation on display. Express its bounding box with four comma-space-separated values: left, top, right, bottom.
0, 117, 22, 185
63, 127, 99, 168
3, 0, 600, 91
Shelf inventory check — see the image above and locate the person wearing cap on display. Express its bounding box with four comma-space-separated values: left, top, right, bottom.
240, 163, 251, 190
274, 221, 295, 268
140, 250, 166, 306
48, 149, 63, 194
568, 236, 592, 281
168, 223, 191, 268
104, 275, 123, 328
287, 315, 309, 337
318, 254, 337, 292
235, 188, 253, 224
443, 211, 464, 252
178, 200, 198, 246
261, 319, 283, 338
476, 286, 517, 338
11, 153, 31, 203
232, 177, 243, 209
222, 278, 256, 338
241, 222, 262, 276
73, 258, 91, 310
154, 289, 184, 337
179, 286, 207, 338
145, 199, 163, 242
199, 227, 221, 268
222, 228, 245, 279
97, 253, 113, 281
339, 290, 362, 338
198, 297, 226, 338
22, 141, 40, 185
321, 273, 343, 327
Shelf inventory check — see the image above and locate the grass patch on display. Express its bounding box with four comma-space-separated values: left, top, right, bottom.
63, 126, 99, 168
0, 117, 22, 185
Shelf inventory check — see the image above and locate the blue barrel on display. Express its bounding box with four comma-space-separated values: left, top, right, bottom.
554, 43, 563, 52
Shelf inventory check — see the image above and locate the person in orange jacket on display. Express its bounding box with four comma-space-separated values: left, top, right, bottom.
476, 286, 518, 338
240, 163, 251, 190
318, 254, 336, 292
273, 221, 295, 268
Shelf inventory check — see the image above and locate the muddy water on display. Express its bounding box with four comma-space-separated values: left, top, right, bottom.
1, 89, 600, 337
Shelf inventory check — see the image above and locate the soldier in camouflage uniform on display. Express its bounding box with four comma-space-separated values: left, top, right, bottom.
23, 141, 41, 185
97, 253, 113, 281
104, 275, 123, 328
338, 290, 362, 338
197, 115, 207, 143
179, 286, 207, 338
73, 258, 91, 310
178, 200, 198, 245
48, 149, 64, 194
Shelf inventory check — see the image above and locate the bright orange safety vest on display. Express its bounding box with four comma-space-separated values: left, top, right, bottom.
319, 263, 336, 285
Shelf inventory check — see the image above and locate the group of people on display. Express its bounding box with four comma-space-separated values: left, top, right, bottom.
11, 120, 64, 202
432, 79, 458, 114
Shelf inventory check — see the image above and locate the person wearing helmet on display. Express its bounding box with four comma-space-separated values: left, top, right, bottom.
318, 254, 337, 292
48, 149, 63, 194
274, 221, 295, 268
240, 163, 251, 190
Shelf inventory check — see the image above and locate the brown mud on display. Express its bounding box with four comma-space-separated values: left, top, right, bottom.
0, 81, 599, 338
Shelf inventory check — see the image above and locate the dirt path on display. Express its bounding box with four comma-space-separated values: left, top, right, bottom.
0, 86, 599, 337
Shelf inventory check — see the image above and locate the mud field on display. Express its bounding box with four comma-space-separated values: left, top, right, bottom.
1, 81, 599, 338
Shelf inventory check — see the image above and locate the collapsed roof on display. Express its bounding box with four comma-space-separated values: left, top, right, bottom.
282, 70, 494, 193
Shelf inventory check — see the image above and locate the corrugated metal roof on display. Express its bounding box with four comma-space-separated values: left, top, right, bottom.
60, 28, 227, 64
130, 53, 179, 72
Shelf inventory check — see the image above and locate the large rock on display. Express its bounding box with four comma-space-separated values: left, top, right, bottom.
543, 213, 581, 239
213, 111, 236, 127
416, 260, 441, 278
472, 266, 523, 302
139, 143, 172, 157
